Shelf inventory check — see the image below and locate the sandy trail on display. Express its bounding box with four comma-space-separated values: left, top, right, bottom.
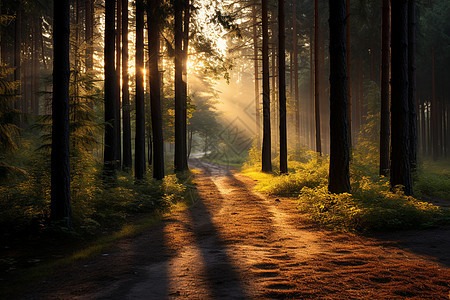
27, 159, 449, 299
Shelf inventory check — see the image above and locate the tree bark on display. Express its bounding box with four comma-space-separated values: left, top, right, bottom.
115, 0, 122, 166
293, 0, 299, 140
346, 0, 352, 147
379, 0, 390, 176
182, 0, 190, 170
51, 0, 72, 228
252, 2, 260, 148
104, 0, 117, 175
148, 0, 164, 180
174, 0, 185, 172
85, 0, 94, 71
328, 0, 350, 194
408, 0, 417, 172
14, 2, 22, 116
278, 0, 287, 174
390, 0, 412, 195
314, 0, 321, 155
261, 0, 272, 172
122, 0, 132, 171
135, 0, 146, 179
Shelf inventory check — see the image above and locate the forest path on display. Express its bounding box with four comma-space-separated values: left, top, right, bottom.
29, 159, 449, 299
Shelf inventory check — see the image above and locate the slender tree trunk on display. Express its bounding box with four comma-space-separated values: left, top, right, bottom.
51, 0, 72, 228
390, 0, 412, 195
148, 0, 164, 180
33, 21, 40, 115
279, 0, 287, 173
380, 0, 390, 176
122, 0, 132, 171
252, 2, 260, 148
14, 2, 22, 115
104, 0, 117, 174
271, 33, 277, 150
261, 0, 272, 172
408, 0, 417, 171
346, 0, 352, 147
328, 0, 350, 194
431, 46, 437, 159
85, 0, 94, 71
182, 0, 190, 170
314, 0, 321, 155
135, 0, 145, 179
310, 30, 314, 149
290, 50, 293, 98
115, 0, 122, 166
293, 0, 299, 140
174, 0, 185, 172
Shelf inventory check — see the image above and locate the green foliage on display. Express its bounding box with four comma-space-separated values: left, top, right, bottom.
299, 181, 444, 232
414, 160, 450, 201
0, 63, 22, 179
244, 142, 449, 232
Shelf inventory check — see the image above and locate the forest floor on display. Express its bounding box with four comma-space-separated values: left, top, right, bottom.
20, 159, 450, 299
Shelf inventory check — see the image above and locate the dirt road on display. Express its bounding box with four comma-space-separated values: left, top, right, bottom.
28, 159, 449, 299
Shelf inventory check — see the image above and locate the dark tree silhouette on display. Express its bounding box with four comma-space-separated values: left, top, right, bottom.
278, 0, 287, 174
293, 0, 299, 140
261, 0, 272, 172
115, 0, 122, 167
252, 1, 260, 148
104, 0, 117, 174
390, 0, 412, 195
314, 0, 321, 155
408, 0, 417, 172
380, 0, 390, 176
148, 0, 164, 180
122, 0, 132, 171
328, 0, 350, 194
85, 0, 94, 71
135, 0, 146, 179
174, 0, 185, 172
182, 0, 190, 170
346, 0, 352, 146
51, 0, 72, 228
14, 1, 22, 115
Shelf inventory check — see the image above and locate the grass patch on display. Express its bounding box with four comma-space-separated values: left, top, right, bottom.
0, 170, 198, 299
243, 147, 449, 232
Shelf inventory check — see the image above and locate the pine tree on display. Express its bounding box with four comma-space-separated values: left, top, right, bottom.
390, 0, 412, 195
51, 0, 72, 228
328, 0, 350, 194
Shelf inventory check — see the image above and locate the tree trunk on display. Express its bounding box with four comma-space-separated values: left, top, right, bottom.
14, 2, 22, 116
390, 0, 412, 195
122, 0, 132, 171
278, 0, 287, 174
174, 0, 185, 172
85, 0, 94, 71
293, 0, 299, 140
182, 0, 190, 170
51, 0, 72, 228
135, 0, 146, 179
261, 0, 272, 172
431, 46, 437, 159
328, 0, 350, 194
379, 0, 390, 176
33, 20, 40, 115
148, 0, 164, 180
346, 0, 352, 147
104, 0, 117, 174
252, 2, 260, 147
314, 0, 321, 155
115, 0, 122, 166
408, 0, 417, 172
